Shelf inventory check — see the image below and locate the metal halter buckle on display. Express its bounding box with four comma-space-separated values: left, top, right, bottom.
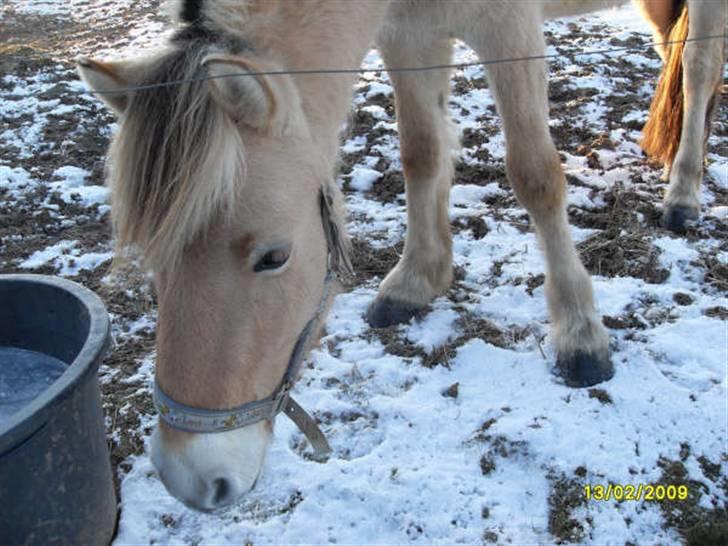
273, 382, 292, 415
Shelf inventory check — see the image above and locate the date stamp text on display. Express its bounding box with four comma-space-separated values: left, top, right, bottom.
584, 484, 689, 502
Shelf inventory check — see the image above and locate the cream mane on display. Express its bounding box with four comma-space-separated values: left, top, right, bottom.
108, 29, 247, 270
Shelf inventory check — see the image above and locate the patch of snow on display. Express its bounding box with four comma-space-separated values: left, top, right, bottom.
48, 166, 109, 206
19, 240, 77, 269
59, 250, 114, 276
341, 135, 368, 154
366, 82, 393, 99
349, 166, 382, 192
0, 166, 36, 197
12, 0, 71, 16
19, 240, 112, 276
406, 306, 460, 351
709, 205, 728, 219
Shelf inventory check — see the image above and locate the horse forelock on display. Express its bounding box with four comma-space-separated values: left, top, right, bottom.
180, 0, 204, 25
168, 0, 264, 33
109, 37, 245, 272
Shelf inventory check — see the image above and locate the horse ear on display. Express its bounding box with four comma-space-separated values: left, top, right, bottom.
77, 58, 134, 114
203, 54, 307, 136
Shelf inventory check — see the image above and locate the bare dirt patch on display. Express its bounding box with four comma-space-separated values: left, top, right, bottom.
656, 457, 728, 546
369, 310, 529, 369
349, 238, 403, 283
547, 473, 587, 544
578, 228, 669, 283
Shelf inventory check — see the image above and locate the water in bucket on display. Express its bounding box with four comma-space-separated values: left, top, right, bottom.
0, 347, 68, 424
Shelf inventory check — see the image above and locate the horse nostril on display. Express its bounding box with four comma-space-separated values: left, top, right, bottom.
212, 478, 231, 506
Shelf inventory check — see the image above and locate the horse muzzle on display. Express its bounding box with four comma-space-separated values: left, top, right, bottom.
150, 419, 270, 511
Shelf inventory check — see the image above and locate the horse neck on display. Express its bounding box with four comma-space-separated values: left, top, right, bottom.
266, 1, 390, 158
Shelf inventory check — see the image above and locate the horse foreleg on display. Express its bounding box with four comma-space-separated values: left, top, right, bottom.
366, 33, 457, 327
465, 15, 613, 386
663, 0, 726, 232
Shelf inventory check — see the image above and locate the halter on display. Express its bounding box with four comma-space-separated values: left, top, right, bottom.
153, 186, 351, 460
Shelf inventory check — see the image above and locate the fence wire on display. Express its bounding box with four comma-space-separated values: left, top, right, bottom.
62, 33, 726, 95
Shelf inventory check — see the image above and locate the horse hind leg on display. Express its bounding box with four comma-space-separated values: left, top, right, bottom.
463, 13, 613, 386
642, 0, 726, 233
635, 0, 684, 60
366, 34, 457, 327
664, 0, 725, 233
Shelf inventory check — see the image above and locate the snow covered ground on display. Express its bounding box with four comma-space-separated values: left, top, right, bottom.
1, 1, 726, 545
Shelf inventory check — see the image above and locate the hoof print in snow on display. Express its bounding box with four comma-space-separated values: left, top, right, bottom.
556, 351, 614, 388
587, 388, 613, 405
479, 453, 497, 475
479, 435, 528, 476
442, 382, 459, 399
672, 292, 695, 306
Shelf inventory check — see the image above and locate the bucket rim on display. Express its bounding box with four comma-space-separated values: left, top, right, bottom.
0, 274, 110, 454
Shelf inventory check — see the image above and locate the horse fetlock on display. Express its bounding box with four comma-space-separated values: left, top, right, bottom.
552, 313, 612, 387
387, 255, 452, 301
664, 175, 701, 210
367, 258, 452, 328
552, 309, 609, 353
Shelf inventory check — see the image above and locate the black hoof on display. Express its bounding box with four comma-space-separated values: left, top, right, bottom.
366, 297, 422, 328
663, 205, 698, 235
557, 351, 614, 388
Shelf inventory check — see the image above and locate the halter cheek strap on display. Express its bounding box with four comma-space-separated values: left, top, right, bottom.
153, 185, 349, 461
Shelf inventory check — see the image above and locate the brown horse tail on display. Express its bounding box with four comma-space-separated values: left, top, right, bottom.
641, 0, 689, 166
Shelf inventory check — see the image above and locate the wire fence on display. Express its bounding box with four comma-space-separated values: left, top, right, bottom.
64, 33, 726, 95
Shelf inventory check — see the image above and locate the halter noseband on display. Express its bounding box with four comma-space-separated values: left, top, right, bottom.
153, 185, 350, 460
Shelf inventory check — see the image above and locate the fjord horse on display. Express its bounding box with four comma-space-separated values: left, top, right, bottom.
79, 0, 725, 509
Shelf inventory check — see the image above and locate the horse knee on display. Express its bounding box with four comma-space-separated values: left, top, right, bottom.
400, 126, 441, 181
506, 149, 565, 218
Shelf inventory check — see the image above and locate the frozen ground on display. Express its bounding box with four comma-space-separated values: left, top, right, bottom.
1, 1, 726, 545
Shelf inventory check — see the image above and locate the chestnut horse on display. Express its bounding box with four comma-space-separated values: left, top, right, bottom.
79, 0, 725, 510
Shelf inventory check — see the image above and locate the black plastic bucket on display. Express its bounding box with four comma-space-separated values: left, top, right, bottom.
0, 274, 116, 546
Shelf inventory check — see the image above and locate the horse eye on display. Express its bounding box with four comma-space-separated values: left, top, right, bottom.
254, 248, 290, 272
